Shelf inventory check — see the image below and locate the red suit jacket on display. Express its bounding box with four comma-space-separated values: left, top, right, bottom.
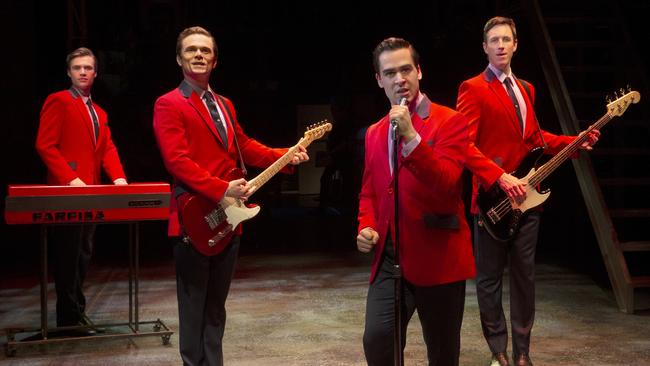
36, 88, 126, 185
357, 96, 476, 286
153, 81, 288, 236
457, 68, 575, 214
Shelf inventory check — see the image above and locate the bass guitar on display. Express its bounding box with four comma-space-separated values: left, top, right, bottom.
478, 90, 640, 241
179, 121, 332, 256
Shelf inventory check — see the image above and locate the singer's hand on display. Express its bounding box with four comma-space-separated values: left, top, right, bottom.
389, 100, 417, 142
357, 227, 379, 253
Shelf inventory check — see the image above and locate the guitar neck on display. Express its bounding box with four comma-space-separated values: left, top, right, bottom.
248, 138, 312, 192
529, 112, 612, 186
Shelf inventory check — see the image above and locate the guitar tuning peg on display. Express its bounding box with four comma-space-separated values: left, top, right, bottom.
619, 88, 625, 96
626, 84, 631, 92
605, 94, 612, 103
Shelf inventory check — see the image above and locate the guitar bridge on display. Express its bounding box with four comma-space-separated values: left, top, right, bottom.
209, 224, 233, 246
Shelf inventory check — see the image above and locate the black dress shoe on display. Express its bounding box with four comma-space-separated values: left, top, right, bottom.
52, 324, 97, 338
490, 352, 510, 366
514, 354, 533, 366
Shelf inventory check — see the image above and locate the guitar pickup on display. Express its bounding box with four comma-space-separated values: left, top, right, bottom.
486, 209, 500, 224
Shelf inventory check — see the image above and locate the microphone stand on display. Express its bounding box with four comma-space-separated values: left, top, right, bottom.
390, 97, 406, 366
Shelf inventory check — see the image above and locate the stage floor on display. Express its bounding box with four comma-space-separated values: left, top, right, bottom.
1, 251, 649, 365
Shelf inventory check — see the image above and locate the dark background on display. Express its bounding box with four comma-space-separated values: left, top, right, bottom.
1, 0, 648, 288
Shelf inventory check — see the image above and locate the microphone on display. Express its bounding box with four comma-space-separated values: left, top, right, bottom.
390, 97, 408, 127
390, 97, 407, 141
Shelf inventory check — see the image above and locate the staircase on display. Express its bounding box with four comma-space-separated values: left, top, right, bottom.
523, 0, 650, 313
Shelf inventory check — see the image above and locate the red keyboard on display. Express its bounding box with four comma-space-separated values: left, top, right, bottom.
5, 183, 170, 224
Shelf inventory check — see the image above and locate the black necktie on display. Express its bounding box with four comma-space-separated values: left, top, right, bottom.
504, 77, 524, 134
203, 92, 228, 148
86, 98, 100, 142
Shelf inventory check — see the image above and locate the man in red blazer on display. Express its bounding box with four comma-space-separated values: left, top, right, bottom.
153, 26, 308, 365
457, 17, 598, 366
357, 37, 475, 366
35, 47, 128, 331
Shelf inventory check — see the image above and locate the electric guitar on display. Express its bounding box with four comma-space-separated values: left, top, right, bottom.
478, 90, 640, 241
179, 121, 332, 256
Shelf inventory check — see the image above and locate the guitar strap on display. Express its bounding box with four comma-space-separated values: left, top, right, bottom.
217, 95, 248, 177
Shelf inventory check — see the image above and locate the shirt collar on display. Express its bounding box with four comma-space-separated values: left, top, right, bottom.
414, 92, 431, 120
487, 63, 514, 84
179, 79, 214, 99
68, 86, 91, 103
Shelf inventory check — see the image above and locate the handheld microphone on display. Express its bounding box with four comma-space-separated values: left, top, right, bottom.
390, 97, 408, 127
390, 97, 407, 141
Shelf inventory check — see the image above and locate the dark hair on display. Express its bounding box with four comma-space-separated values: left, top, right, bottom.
176, 26, 217, 59
372, 37, 420, 73
483, 16, 517, 42
66, 47, 96, 69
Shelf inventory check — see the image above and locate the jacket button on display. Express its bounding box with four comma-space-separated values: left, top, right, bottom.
387, 188, 393, 194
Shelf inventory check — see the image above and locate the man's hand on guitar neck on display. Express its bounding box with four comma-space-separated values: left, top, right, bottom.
289, 145, 310, 165
579, 128, 600, 151
225, 178, 256, 201
497, 173, 528, 200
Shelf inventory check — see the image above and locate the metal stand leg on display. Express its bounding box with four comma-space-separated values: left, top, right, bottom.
4, 222, 173, 355
40, 226, 49, 340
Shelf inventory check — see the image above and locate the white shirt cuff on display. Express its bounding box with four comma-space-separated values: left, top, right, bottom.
401, 133, 421, 157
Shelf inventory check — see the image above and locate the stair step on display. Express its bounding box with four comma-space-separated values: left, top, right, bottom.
620, 241, 650, 252
630, 276, 650, 288
600, 177, 650, 187
610, 209, 650, 218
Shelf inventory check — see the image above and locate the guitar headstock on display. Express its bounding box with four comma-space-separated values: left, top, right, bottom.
303, 120, 333, 141
606, 89, 641, 117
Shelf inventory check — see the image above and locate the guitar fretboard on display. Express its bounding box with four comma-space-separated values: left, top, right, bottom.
529, 113, 611, 187
248, 138, 312, 192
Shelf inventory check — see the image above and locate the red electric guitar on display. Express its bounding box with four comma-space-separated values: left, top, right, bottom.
179, 121, 332, 256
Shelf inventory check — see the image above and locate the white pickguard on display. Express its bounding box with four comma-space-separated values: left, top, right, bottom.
221, 197, 261, 228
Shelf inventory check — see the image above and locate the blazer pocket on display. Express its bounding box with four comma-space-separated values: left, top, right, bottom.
423, 213, 459, 230
68, 161, 77, 171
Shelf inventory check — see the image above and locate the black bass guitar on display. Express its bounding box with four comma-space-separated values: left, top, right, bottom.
478, 90, 640, 241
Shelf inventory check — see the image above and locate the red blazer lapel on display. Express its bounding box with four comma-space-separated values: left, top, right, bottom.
487, 77, 523, 135
378, 118, 392, 178
187, 92, 227, 148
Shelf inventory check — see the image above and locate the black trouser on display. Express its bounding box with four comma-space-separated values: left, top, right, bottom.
50, 224, 96, 327
363, 240, 466, 366
474, 213, 539, 358
175, 236, 240, 366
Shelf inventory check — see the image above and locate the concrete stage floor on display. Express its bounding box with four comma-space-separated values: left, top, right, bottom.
0, 251, 649, 365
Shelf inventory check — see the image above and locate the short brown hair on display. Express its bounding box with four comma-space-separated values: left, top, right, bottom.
176, 26, 217, 59
483, 16, 517, 42
66, 47, 96, 69
372, 37, 420, 73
